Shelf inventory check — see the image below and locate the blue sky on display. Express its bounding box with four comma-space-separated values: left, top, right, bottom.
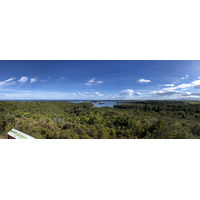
1, 60, 200, 100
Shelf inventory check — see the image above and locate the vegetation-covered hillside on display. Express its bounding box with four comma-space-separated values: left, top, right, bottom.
1, 101, 200, 139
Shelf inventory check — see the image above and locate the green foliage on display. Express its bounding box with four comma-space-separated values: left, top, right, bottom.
0, 100, 200, 139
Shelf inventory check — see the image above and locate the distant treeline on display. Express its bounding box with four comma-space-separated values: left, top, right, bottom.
118, 100, 190, 105
1, 100, 200, 139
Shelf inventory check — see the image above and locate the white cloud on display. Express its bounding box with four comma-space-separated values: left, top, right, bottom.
181, 75, 189, 80
192, 80, 200, 89
120, 89, 134, 97
59, 77, 65, 80
165, 80, 200, 90
0, 77, 16, 86
30, 77, 38, 83
88, 78, 95, 83
85, 82, 92, 86
192, 80, 200, 85
85, 78, 101, 86
175, 83, 192, 90
150, 83, 192, 97
150, 78, 200, 98
161, 80, 200, 91
150, 89, 200, 99
93, 91, 104, 97
135, 92, 142, 96
85, 78, 104, 86
18, 76, 28, 83
85, 78, 95, 86
163, 83, 174, 87
138, 78, 151, 83
173, 79, 181, 84
97, 81, 104, 84
5, 77, 15, 82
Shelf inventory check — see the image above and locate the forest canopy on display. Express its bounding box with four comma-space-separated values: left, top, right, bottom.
0, 100, 200, 139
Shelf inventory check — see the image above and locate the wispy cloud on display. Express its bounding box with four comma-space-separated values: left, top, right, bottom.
96, 81, 104, 84
88, 78, 95, 83
138, 78, 151, 83
84, 78, 95, 86
162, 83, 175, 87
181, 75, 189, 80
85, 78, 104, 86
92, 91, 104, 97
0, 77, 16, 87
85, 82, 92, 86
30, 77, 38, 83
170, 75, 189, 86
18, 76, 28, 83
